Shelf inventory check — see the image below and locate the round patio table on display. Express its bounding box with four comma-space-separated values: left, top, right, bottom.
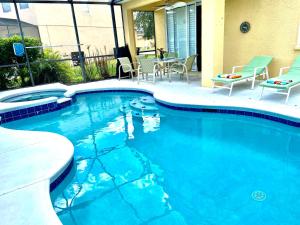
153, 58, 184, 80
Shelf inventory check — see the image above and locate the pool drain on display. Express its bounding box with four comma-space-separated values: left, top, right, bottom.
251, 190, 267, 201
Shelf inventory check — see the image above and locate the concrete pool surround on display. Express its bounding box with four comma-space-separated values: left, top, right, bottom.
0, 80, 300, 225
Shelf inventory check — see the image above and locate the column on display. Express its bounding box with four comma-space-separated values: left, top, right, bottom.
201, 0, 225, 87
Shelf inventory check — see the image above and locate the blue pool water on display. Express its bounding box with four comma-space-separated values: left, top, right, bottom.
3, 92, 300, 225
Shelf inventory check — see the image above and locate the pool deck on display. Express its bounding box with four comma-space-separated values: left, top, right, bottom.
0, 78, 300, 225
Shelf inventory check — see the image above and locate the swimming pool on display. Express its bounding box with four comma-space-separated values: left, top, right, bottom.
3, 91, 300, 225
1, 91, 66, 103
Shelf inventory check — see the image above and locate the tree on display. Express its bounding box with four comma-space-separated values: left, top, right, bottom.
134, 12, 155, 40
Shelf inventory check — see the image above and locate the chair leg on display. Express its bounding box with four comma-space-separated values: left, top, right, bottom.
186, 72, 189, 84
265, 67, 270, 80
251, 77, 256, 89
285, 88, 291, 103
229, 83, 234, 96
259, 87, 264, 100
130, 71, 134, 81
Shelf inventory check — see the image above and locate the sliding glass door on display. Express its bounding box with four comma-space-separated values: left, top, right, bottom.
166, 3, 197, 59
175, 7, 187, 58
188, 4, 197, 57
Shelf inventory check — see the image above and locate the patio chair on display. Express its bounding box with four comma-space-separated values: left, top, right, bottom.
160, 52, 177, 75
117, 57, 137, 81
212, 56, 273, 96
259, 55, 300, 103
169, 54, 197, 83
136, 55, 146, 78
137, 58, 161, 84
136, 55, 146, 64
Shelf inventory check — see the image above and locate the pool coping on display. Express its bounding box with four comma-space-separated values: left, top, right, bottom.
0, 127, 74, 225
1, 83, 300, 126
0, 81, 300, 225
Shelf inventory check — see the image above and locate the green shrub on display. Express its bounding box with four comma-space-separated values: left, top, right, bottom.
0, 36, 83, 89
0, 37, 118, 90
0, 36, 41, 89
32, 49, 73, 85
0, 35, 41, 65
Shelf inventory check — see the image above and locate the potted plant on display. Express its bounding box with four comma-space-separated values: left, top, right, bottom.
157, 48, 166, 60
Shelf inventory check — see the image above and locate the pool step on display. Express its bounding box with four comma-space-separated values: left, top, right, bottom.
129, 97, 158, 112
120, 105, 131, 114
131, 110, 160, 119
119, 96, 161, 119
139, 96, 156, 105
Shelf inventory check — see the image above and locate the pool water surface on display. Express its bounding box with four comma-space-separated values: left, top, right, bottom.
3, 92, 300, 225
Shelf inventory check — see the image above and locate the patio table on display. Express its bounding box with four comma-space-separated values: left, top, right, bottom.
153, 58, 184, 80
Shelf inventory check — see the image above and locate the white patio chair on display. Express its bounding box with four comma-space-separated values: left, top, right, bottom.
169, 55, 197, 83
117, 57, 137, 81
137, 58, 161, 84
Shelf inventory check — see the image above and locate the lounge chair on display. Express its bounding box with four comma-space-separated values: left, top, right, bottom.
260, 56, 300, 103
212, 56, 273, 96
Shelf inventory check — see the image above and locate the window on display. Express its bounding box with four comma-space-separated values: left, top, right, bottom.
19, 3, 29, 10
188, 4, 197, 56
134, 11, 156, 53
166, 3, 197, 58
2, 3, 11, 13
166, 11, 176, 53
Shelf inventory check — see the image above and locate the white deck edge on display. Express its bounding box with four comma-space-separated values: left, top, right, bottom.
0, 128, 74, 225
0, 80, 300, 225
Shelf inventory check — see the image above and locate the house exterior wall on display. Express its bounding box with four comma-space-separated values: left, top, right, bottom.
223, 0, 300, 77
201, 0, 225, 87
154, 9, 167, 51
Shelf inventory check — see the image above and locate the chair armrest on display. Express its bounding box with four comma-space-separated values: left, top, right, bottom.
170, 62, 185, 73
170, 62, 183, 69
119, 63, 132, 70
232, 65, 246, 73
253, 66, 267, 76
137, 65, 141, 72
279, 66, 290, 76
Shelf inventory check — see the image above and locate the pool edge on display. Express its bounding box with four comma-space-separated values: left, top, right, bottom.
1, 87, 300, 127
